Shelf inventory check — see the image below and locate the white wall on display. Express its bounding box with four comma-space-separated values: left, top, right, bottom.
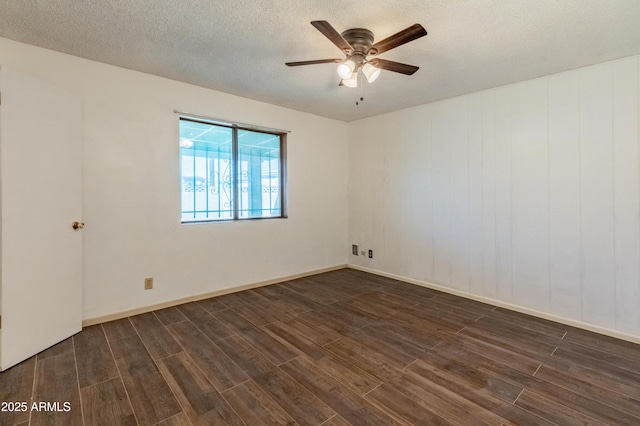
349, 55, 640, 338
3, 37, 638, 339
0, 38, 349, 320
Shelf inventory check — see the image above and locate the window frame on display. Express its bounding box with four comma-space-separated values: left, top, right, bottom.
179, 115, 288, 223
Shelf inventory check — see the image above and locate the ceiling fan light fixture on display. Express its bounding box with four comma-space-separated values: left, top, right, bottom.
337, 59, 355, 79
342, 72, 358, 88
362, 62, 381, 83
286, 21, 427, 93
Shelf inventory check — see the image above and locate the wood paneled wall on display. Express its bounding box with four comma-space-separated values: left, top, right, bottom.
349, 56, 640, 338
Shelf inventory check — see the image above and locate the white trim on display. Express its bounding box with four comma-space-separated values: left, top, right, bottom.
348, 264, 640, 345
85, 262, 640, 345
82, 264, 347, 327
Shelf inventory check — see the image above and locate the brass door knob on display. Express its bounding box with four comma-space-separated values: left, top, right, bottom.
72, 221, 85, 230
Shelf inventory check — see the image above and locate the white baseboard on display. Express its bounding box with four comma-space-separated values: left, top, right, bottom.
82, 264, 348, 327
348, 264, 640, 345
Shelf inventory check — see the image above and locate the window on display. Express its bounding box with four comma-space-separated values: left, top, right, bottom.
179, 117, 286, 222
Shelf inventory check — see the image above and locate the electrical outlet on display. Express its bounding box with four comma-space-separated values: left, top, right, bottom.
361, 250, 366, 256
352, 244, 359, 255
144, 277, 153, 290
368, 250, 373, 259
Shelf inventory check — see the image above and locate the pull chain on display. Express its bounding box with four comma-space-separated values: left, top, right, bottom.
355, 71, 364, 106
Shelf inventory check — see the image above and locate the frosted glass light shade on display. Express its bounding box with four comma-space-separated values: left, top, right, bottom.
337, 59, 355, 79
342, 72, 358, 88
362, 63, 381, 83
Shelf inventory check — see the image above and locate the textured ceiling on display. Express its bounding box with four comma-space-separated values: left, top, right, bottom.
1, 0, 640, 121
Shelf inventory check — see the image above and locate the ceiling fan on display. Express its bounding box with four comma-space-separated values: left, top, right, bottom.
286, 20, 427, 88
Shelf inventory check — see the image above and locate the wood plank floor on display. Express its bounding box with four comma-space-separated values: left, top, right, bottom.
2, 268, 640, 425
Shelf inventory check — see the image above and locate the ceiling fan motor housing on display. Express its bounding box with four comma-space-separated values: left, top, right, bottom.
341, 28, 374, 66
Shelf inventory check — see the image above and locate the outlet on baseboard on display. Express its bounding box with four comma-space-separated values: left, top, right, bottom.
144, 277, 153, 290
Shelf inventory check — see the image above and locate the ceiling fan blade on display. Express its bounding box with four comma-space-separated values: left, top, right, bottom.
311, 20, 353, 53
368, 24, 427, 55
286, 59, 342, 66
369, 58, 419, 75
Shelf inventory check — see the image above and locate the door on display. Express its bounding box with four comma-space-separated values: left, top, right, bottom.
0, 67, 82, 371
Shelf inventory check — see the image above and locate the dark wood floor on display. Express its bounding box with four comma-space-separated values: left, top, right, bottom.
2, 268, 640, 425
